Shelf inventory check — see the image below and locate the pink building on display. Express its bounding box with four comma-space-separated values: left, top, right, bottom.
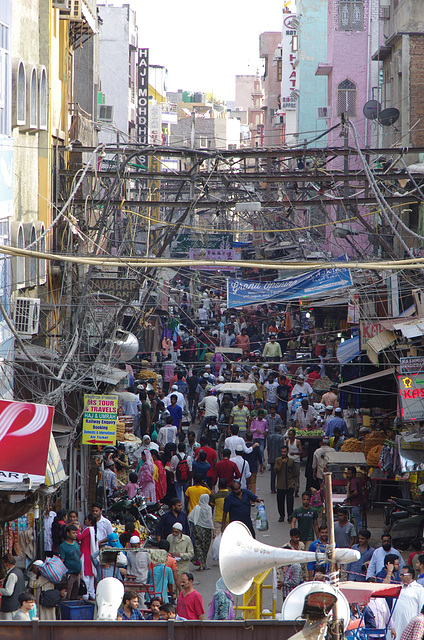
260, 32, 284, 148
315, 0, 380, 257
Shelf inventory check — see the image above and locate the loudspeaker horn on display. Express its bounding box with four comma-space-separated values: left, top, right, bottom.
264, 231, 278, 242
219, 521, 360, 595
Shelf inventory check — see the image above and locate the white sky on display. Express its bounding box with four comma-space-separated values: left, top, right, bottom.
126, 0, 294, 101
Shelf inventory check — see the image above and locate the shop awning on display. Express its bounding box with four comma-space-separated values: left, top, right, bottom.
338, 367, 396, 388
90, 364, 128, 386
367, 329, 396, 353
337, 336, 361, 364
392, 318, 424, 339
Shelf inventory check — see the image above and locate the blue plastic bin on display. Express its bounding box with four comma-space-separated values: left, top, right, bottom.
60, 600, 95, 620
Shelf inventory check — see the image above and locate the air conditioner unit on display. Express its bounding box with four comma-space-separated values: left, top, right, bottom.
70, 0, 82, 20
380, 6, 390, 19
13, 298, 40, 338
272, 115, 284, 125
98, 104, 115, 123
317, 106, 330, 119
53, 0, 70, 9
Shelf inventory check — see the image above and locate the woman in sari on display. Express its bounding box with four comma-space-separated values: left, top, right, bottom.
137, 450, 156, 501
77, 514, 98, 600
188, 493, 214, 571
152, 450, 167, 501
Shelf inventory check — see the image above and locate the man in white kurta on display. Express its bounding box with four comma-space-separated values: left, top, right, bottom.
393, 567, 424, 640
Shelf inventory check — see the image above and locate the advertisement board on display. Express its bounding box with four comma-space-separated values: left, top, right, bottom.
398, 374, 424, 422
82, 395, 118, 445
227, 265, 352, 308
0, 400, 54, 483
189, 248, 239, 271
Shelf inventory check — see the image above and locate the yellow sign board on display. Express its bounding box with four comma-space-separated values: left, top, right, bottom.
82, 394, 118, 445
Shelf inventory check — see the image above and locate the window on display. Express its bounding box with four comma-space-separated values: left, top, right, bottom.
30, 68, 37, 128
17, 61, 25, 125
39, 67, 47, 129
337, 79, 357, 117
0, 23, 9, 136
11, 222, 25, 289
339, 0, 364, 30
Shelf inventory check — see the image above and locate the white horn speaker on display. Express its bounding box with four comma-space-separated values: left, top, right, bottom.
219, 521, 360, 595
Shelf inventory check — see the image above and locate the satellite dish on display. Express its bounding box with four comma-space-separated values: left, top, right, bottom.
378, 108, 400, 126
363, 100, 381, 120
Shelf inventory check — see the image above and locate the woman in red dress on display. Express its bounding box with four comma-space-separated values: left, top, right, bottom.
151, 450, 167, 501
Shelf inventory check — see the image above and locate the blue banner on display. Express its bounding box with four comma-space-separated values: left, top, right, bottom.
227, 266, 353, 308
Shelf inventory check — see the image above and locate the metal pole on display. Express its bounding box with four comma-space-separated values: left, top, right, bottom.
324, 471, 340, 640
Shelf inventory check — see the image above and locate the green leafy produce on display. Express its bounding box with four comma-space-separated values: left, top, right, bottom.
294, 429, 324, 437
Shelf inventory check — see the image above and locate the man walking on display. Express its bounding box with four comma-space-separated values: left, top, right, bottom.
307, 525, 330, 579
59, 524, 82, 600
291, 492, 319, 548
222, 480, 263, 538
166, 523, 194, 578
268, 425, 286, 493
91, 502, 113, 545
215, 448, 241, 486
274, 445, 298, 522
0, 554, 25, 619
228, 396, 250, 438
155, 497, 190, 540
176, 572, 205, 620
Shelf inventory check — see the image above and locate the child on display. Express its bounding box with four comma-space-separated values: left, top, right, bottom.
125, 472, 139, 499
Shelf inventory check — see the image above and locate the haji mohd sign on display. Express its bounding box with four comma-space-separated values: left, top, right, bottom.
398, 373, 424, 422
137, 48, 149, 168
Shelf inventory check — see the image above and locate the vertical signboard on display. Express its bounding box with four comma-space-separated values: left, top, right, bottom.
137, 48, 149, 169
281, 14, 298, 111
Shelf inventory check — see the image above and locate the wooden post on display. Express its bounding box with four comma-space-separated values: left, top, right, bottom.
324, 471, 341, 640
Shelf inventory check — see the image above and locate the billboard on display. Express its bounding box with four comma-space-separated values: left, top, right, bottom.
0, 400, 54, 483
170, 233, 233, 256
398, 374, 424, 422
227, 266, 353, 308
82, 395, 118, 445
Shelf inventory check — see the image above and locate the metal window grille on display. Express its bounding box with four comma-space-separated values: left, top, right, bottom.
337, 79, 357, 117
339, 0, 363, 30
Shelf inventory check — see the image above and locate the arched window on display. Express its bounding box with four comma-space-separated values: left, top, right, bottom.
39, 67, 47, 130
29, 225, 37, 286
17, 61, 25, 124
30, 68, 37, 128
339, 0, 363, 30
337, 79, 357, 117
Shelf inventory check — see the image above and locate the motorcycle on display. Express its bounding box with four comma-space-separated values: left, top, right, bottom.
108, 491, 165, 543
384, 496, 424, 550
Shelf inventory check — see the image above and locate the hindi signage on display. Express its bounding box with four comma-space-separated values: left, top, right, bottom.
82, 395, 118, 445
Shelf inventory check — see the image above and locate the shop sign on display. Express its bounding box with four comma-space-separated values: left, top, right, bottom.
398, 374, 424, 422
82, 395, 118, 445
91, 277, 140, 297
281, 14, 298, 110
360, 320, 384, 350
400, 357, 424, 375
0, 400, 54, 483
189, 248, 239, 271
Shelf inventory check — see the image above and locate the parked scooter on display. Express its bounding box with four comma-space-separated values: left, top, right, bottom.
384, 496, 424, 550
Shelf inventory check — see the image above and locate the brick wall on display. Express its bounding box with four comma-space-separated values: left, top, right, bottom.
410, 35, 424, 146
